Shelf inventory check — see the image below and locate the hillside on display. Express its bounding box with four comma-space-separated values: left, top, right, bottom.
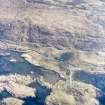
0, 0, 105, 105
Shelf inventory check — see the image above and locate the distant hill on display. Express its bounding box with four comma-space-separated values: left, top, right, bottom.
0, 0, 105, 51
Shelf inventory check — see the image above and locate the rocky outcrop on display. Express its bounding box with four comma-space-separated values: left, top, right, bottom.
0, 74, 36, 99
5, 82, 35, 98
2, 97, 24, 105
46, 91, 76, 105
46, 81, 99, 105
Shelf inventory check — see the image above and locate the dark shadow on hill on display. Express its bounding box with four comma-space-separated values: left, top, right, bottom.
22, 81, 52, 105
26, 0, 86, 9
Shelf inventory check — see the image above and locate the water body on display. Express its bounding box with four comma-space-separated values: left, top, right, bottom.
0, 90, 12, 100
73, 71, 105, 105
0, 50, 61, 83
97, 95, 105, 105
24, 81, 52, 105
